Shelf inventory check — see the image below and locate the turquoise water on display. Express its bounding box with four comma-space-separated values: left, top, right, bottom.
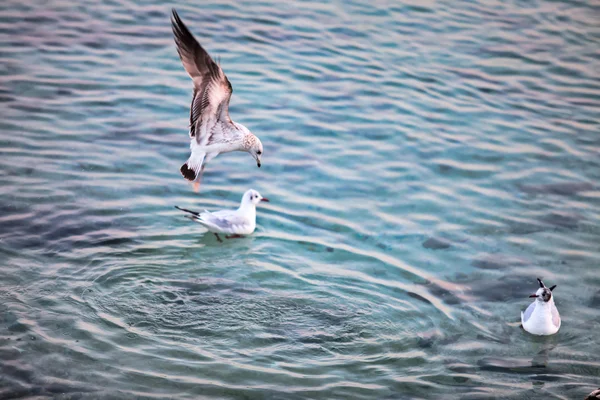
1, 0, 600, 398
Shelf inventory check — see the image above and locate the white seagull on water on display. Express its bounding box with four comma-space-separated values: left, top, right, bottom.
175, 189, 269, 242
171, 9, 264, 192
521, 278, 561, 336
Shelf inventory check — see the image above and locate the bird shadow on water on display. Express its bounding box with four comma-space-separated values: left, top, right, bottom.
478, 335, 562, 393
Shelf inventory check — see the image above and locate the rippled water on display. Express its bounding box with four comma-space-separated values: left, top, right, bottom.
1, 0, 600, 398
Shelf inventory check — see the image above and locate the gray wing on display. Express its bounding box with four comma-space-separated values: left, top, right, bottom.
200, 211, 250, 233
209, 209, 236, 219
171, 10, 233, 145
551, 304, 561, 328
522, 302, 536, 324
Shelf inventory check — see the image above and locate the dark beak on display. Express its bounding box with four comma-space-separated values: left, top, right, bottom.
257, 161, 261, 168
529, 294, 538, 298
260, 197, 269, 202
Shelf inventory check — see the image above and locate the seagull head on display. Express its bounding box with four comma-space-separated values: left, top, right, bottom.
240, 126, 263, 168
242, 189, 269, 206
250, 137, 263, 168
529, 278, 556, 302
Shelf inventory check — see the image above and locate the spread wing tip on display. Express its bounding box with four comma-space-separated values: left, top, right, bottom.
171, 8, 180, 30
171, 8, 182, 26
170, 9, 193, 46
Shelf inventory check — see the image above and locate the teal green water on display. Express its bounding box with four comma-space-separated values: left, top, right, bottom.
1, 0, 600, 398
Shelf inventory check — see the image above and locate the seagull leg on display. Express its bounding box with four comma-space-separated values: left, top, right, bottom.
193, 165, 206, 193
225, 234, 244, 239
213, 233, 223, 243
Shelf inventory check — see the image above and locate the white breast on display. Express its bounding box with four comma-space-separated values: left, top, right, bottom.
522, 301, 560, 336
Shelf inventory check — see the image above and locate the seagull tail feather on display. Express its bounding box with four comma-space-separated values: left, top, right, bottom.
180, 153, 205, 182
180, 162, 197, 181
174, 206, 200, 217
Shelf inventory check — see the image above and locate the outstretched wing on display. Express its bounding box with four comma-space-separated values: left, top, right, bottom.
171, 9, 233, 145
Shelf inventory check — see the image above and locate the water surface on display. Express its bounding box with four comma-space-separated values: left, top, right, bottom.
1, 0, 600, 398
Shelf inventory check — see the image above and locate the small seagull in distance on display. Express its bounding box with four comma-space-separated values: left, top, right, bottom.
171, 9, 264, 192
175, 189, 269, 242
521, 278, 561, 336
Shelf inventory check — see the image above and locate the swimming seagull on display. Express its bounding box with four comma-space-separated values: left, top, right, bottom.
585, 388, 600, 400
521, 278, 561, 336
171, 9, 264, 192
175, 189, 269, 242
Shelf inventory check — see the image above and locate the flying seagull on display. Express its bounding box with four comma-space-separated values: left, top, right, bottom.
521, 278, 561, 336
175, 189, 269, 242
171, 9, 263, 192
